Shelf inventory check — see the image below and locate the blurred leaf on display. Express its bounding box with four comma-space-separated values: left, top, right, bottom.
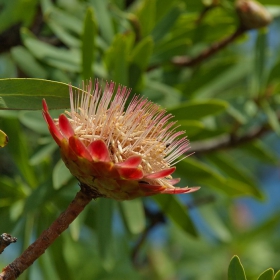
11, 46, 48, 79
81, 8, 97, 80
177, 158, 263, 198
53, 159, 72, 190
89, 0, 114, 44
239, 140, 279, 165
151, 3, 183, 42
29, 142, 57, 166
19, 111, 50, 134
199, 205, 232, 242
136, 0, 156, 37
105, 33, 134, 85
0, 78, 83, 110
0, 116, 37, 188
21, 28, 80, 72
261, 100, 280, 136
205, 152, 263, 199
0, 129, 8, 147
228, 255, 247, 280
96, 198, 115, 270
257, 268, 274, 280
152, 194, 198, 237
274, 270, 280, 280
168, 100, 228, 120
49, 237, 73, 280
119, 199, 145, 235
129, 36, 153, 89
177, 120, 204, 138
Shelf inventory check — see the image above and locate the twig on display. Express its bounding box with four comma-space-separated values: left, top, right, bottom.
191, 122, 271, 155
172, 26, 246, 68
0, 186, 97, 280
0, 234, 17, 255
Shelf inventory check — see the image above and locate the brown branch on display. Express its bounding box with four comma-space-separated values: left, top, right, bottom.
0, 234, 17, 255
191, 122, 271, 155
0, 186, 97, 280
172, 26, 246, 68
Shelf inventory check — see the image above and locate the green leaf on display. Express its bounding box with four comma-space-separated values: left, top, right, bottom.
239, 140, 279, 165
136, 0, 156, 37
152, 194, 198, 237
177, 120, 204, 138
19, 111, 50, 134
96, 199, 115, 270
205, 153, 263, 200
168, 100, 228, 120
261, 100, 280, 136
119, 199, 145, 235
0, 129, 8, 147
11, 46, 48, 79
177, 158, 263, 198
199, 205, 232, 242
257, 268, 274, 280
151, 3, 183, 42
0, 115, 37, 188
29, 142, 57, 166
228, 255, 247, 280
81, 8, 97, 80
274, 270, 280, 280
21, 28, 80, 72
53, 159, 73, 190
105, 33, 134, 85
0, 78, 84, 110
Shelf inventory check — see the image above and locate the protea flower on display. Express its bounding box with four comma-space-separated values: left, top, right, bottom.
42, 80, 199, 200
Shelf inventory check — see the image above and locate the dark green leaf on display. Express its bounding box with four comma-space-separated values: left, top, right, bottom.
81, 8, 97, 80
152, 194, 198, 237
228, 255, 247, 280
257, 268, 274, 280
168, 100, 228, 120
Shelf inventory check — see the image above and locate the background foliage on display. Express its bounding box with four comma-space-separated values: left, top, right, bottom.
1, 0, 280, 279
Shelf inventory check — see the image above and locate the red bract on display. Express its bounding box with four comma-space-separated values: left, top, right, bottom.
42, 80, 200, 200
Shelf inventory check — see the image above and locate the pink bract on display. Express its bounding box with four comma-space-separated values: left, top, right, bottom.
42, 80, 200, 200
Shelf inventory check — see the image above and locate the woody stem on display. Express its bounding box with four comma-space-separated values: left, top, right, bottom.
0, 187, 93, 280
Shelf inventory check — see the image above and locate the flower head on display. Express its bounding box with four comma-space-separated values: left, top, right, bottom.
42, 80, 199, 200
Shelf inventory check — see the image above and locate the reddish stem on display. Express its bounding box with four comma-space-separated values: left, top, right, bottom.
172, 26, 246, 67
0, 188, 93, 280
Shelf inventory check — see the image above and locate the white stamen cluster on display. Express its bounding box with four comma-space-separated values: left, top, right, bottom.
62, 81, 190, 176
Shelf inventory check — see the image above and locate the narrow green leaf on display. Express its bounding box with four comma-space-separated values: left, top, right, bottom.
199, 205, 232, 242
0, 116, 37, 188
81, 8, 97, 80
11, 46, 48, 79
49, 237, 73, 280
205, 153, 263, 200
177, 158, 263, 198
0, 78, 84, 110
105, 33, 134, 85
96, 199, 115, 270
168, 100, 228, 120
0, 129, 8, 147
21, 28, 80, 72
119, 199, 145, 235
177, 120, 204, 138
29, 142, 57, 166
239, 140, 279, 165
53, 159, 72, 190
151, 4, 182, 42
19, 111, 50, 134
152, 194, 198, 237
261, 100, 280, 136
228, 255, 247, 280
257, 268, 274, 280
